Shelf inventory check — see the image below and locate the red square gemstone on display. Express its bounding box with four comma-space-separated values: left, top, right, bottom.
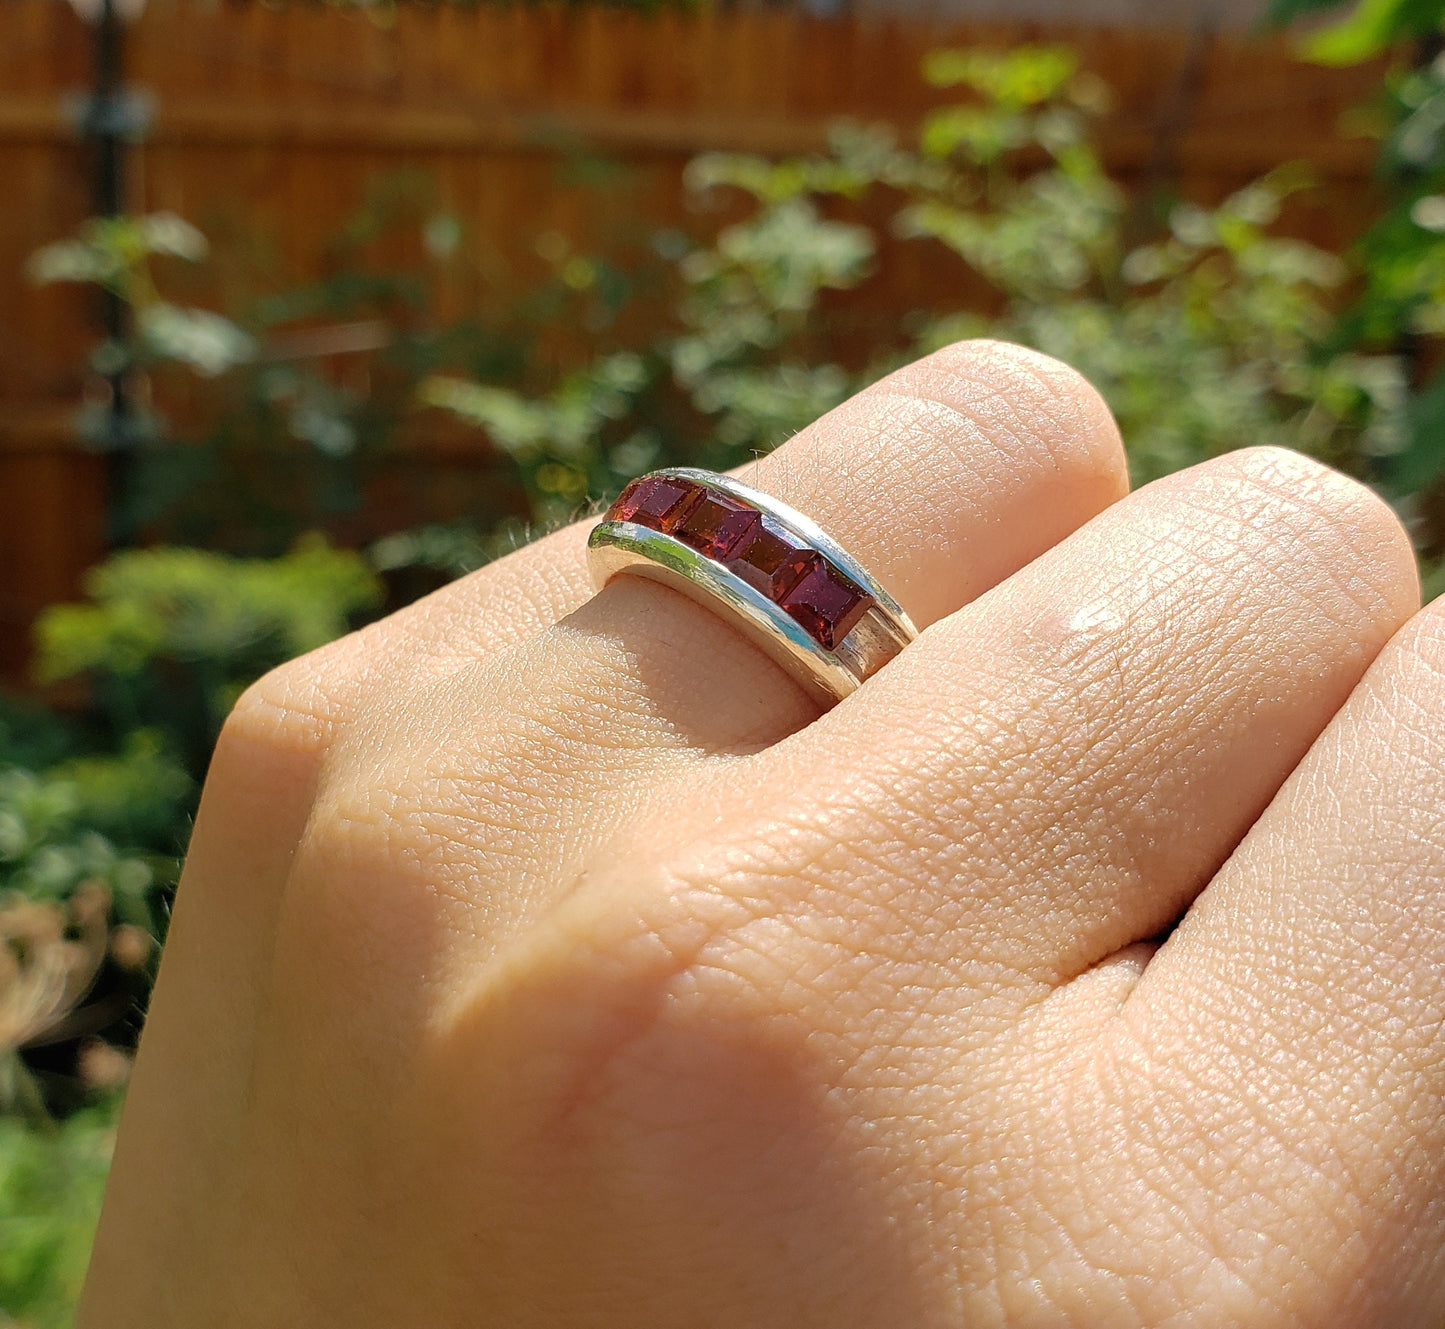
726, 520, 805, 597
675, 492, 761, 560
775, 553, 875, 649
611, 476, 704, 532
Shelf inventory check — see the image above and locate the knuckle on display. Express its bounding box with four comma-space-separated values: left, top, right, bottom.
923, 336, 1093, 397
1214, 446, 1403, 547
292, 770, 414, 893
1199, 447, 1418, 616
1212, 444, 1353, 513
222, 631, 369, 758
903, 338, 1127, 484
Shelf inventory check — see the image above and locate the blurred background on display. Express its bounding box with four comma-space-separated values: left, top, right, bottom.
0, 0, 1439, 1321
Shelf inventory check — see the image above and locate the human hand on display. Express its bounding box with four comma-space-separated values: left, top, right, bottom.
79, 341, 1442, 1327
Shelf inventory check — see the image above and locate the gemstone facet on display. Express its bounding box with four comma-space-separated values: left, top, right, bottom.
607, 475, 876, 652
612, 476, 704, 532
675, 492, 761, 560
774, 552, 875, 649
726, 519, 801, 598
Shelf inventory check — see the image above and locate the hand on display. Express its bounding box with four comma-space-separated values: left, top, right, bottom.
79, 341, 1442, 1327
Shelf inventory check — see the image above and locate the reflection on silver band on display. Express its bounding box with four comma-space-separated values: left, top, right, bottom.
587, 467, 917, 707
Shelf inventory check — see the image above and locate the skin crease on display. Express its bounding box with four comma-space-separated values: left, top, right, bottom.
76, 339, 1445, 1327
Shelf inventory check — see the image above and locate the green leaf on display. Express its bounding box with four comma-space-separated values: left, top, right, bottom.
34, 542, 382, 685
1302, 0, 1445, 65
0, 1102, 118, 1329
920, 106, 1028, 162
923, 46, 1078, 108
136, 213, 209, 262
137, 303, 255, 377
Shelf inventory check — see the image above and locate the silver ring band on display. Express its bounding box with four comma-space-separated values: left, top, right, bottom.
587, 468, 918, 706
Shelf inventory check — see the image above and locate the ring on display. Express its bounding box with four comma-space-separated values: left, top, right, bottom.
587, 468, 918, 706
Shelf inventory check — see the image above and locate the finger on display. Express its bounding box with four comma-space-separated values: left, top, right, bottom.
195, 337, 1125, 977
624, 447, 1417, 1022
204, 338, 1123, 991
94, 343, 1126, 1320
238, 338, 1130, 752
158, 340, 1127, 1017
272, 340, 1130, 967
1115, 598, 1445, 1325
183, 339, 1127, 1037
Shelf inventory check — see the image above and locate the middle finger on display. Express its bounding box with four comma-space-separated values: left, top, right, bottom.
640, 446, 1420, 1019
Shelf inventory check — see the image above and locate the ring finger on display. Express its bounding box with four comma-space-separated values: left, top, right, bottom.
281, 339, 1131, 968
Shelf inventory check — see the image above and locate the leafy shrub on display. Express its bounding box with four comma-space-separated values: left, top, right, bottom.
1268, 0, 1445, 569
34, 538, 383, 770
0, 1098, 118, 1329
30, 177, 529, 551
0, 738, 185, 915
0, 697, 189, 937
0, 538, 381, 1121
422, 45, 1405, 510
28, 213, 255, 455
36, 45, 1411, 554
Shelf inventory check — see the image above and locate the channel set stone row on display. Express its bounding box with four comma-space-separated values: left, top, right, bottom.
607, 473, 875, 650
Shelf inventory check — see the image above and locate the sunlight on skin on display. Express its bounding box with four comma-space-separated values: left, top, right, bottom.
77, 342, 1445, 1329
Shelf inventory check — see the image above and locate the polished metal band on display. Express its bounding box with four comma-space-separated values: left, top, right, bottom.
587, 467, 917, 706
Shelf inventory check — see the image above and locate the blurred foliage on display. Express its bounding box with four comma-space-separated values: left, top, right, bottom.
35, 539, 382, 767
0, 1098, 118, 1329
1267, 0, 1445, 559
7, 35, 1440, 1323
264, 0, 699, 15
1266, 0, 1444, 63
0, 737, 185, 913
52, 48, 1399, 552
0, 539, 378, 1123
419, 351, 653, 515
31, 175, 530, 550
29, 213, 255, 455
422, 43, 1404, 500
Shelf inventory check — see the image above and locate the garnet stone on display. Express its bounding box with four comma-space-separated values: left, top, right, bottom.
676, 491, 761, 560
608, 475, 874, 652
725, 519, 797, 597
612, 475, 703, 532
774, 551, 875, 649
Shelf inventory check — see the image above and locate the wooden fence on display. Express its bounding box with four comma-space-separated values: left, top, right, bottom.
0, 0, 1385, 679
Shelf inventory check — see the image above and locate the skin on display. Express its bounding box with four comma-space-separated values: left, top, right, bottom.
76, 340, 1445, 1327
